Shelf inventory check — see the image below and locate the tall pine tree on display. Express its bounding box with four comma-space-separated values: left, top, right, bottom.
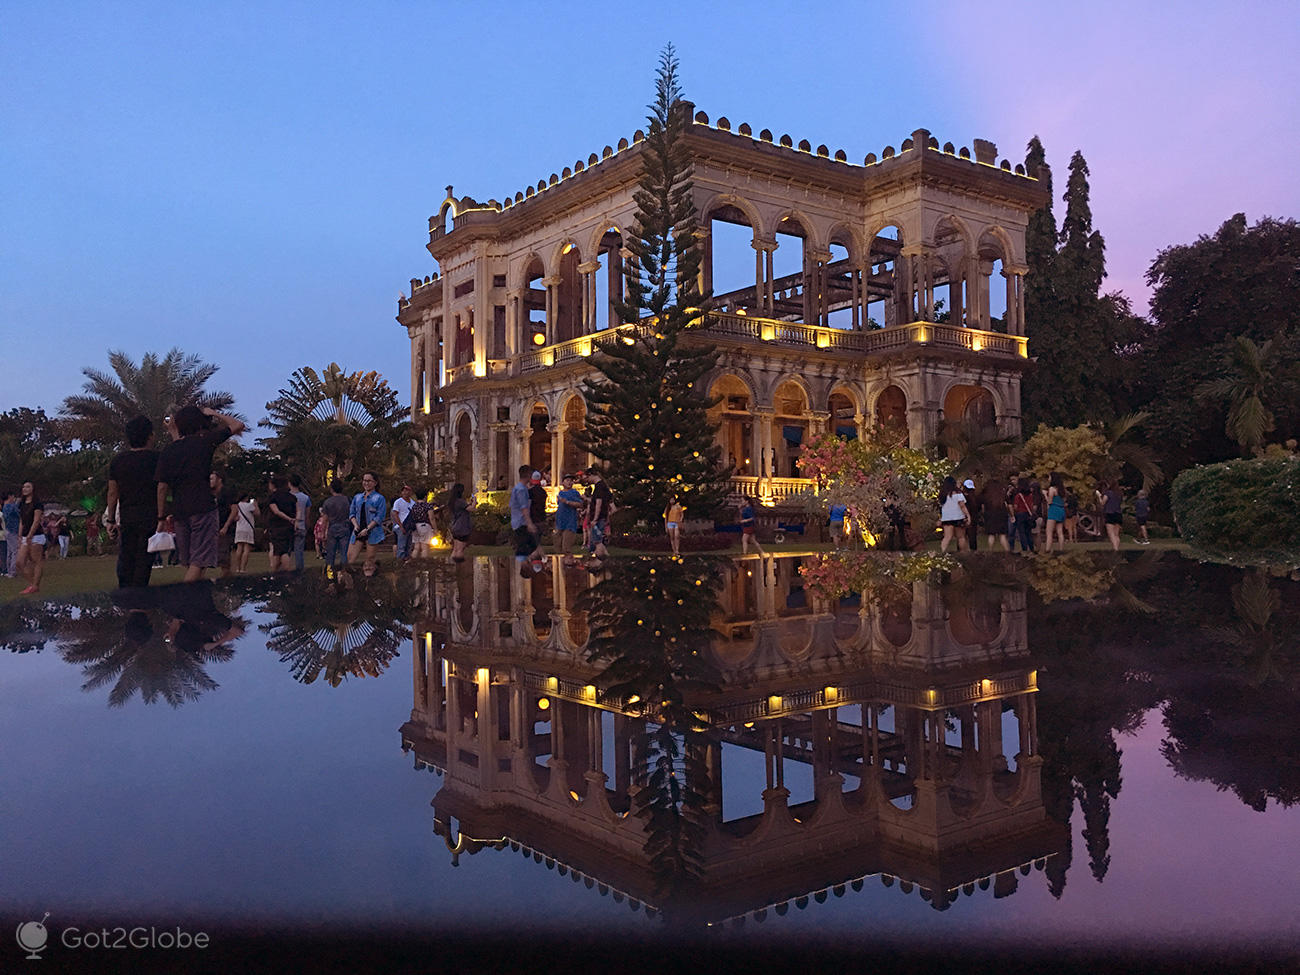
1021, 144, 1137, 431
577, 46, 730, 525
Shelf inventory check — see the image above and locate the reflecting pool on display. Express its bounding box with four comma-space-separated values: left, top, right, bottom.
2, 553, 1298, 967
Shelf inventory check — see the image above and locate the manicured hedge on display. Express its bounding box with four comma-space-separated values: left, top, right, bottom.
1171, 455, 1300, 566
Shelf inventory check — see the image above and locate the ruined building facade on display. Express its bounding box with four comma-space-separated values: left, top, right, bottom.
397, 108, 1046, 498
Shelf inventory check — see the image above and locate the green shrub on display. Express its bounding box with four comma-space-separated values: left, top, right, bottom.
1171, 456, 1300, 566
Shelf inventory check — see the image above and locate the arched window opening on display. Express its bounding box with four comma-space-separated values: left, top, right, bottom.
933, 217, 968, 327
772, 216, 808, 322
977, 232, 1008, 332
555, 244, 583, 343
523, 257, 547, 348
866, 226, 902, 329
707, 204, 758, 314
593, 228, 623, 331
826, 239, 855, 329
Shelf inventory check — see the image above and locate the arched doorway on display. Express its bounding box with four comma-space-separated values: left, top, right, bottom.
867, 225, 904, 327
829, 388, 858, 440
561, 395, 587, 475
528, 403, 551, 475
454, 412, 473, 489
708, 374, 753, 475
874, 385, 908, 444
772, 380, 809, 478
555, 243, 583, 342
944, 385, 997, 435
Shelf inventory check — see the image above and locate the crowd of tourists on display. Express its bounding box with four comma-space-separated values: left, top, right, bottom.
936, 473, 1149, 554
4, 408, 1163, 598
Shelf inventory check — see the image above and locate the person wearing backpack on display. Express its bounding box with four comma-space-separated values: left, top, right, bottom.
1011, 477, 1036, 554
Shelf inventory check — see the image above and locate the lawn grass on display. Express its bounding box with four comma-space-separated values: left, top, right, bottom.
1, 533, 1190, 605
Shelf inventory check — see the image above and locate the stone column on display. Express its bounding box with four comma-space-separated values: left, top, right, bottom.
697, 228, 712, 296
549, 420, 568, 485
409, 329, 422, 422
578, 261, 600, 334
542, 275, 561, 344
809, 410, 831, 438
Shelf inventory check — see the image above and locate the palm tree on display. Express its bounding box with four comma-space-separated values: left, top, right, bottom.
1194, 334, 1295, 456
261, 364, 413, 484
1100, 411, 1164, 492
933, 418, 1021, 480
60, 349, 237, 448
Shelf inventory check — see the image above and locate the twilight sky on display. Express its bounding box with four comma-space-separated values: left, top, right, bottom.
4, 1, 1298, 428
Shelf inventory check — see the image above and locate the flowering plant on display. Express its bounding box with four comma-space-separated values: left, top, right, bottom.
796, 432, 955, 542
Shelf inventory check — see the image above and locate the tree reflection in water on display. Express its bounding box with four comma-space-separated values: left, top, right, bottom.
257, 565, 419, 686
56, 583, 245, 707
578, 557, 725, 903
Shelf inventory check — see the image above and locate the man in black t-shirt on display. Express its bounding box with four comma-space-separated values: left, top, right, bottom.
586, 467, 612, 560
106, 415, 161, 589
155, 405, 246, 583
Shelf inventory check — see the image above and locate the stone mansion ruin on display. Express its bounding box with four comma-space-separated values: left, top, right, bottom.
397, 107, 1046, 500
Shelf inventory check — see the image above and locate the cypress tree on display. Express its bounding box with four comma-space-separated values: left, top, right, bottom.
577, 46, 730, 526
1022, 145, 1135, 431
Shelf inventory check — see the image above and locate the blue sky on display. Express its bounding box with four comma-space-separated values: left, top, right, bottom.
4, 1, 1298, 426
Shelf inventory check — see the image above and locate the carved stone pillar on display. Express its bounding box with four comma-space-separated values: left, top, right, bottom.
577, 261, 600, 334
549, 420, 568, 485
542, 275, 561, 344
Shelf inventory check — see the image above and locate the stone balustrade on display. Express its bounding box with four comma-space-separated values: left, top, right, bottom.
514, 313, 1025, 375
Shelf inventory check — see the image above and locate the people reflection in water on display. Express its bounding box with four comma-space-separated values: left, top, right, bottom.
54, 582, 244, 708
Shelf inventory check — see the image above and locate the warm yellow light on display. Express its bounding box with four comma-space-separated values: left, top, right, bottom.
532, 332, 546, 346
578, 339, 591, 357
542, 351, 554, 366
583, 684, 597, 700
627, 694, 641, 704
735, 308, 746, 316
917, 326, 929, 343
971, 337, 983, 352
537, 697, 550, 710
760, 324, 775, 341
425, 632, 433, 652
622, 335, 635, 345
473, 362, 486, 377
1017, 337, 1029, 358
768, 694, 782, 711
431, 536, 442, 547
547, 676, 559, 691
981, 678, 992, 693
569, 790, 581, 801
816, 332, 830, 349
477, 667, 491, 684
824, 686, 838, 702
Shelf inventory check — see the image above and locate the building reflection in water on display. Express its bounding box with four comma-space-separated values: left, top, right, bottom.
400, 555, 1068, 925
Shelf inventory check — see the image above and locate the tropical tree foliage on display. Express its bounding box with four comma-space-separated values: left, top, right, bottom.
1138, 213, 1300, 470
0, 408, 92, 501
261, 363, 414, 488
1023, 413, 1162, 493
577, 47, 731, 525
1194, 334, 1299, 456
60, 348, 236, 448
